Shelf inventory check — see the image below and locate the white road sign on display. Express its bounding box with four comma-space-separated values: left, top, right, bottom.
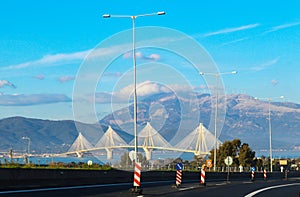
224, 156, 233, 165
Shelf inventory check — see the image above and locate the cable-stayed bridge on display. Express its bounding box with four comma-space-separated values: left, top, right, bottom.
64, 122, 221, 160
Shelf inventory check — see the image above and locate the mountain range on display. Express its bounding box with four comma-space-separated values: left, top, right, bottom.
0, 93, 299, 156
100, 93, 300, 153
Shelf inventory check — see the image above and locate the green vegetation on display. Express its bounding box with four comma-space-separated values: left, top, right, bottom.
208, 139, 300, 171
209, 139, 256, 168
208, 139, 259, 170
0, 161, 112, 170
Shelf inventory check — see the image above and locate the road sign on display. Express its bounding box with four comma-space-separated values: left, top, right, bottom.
224, 156, 233, 166
251, 167, 256, 171
206, 159, 212, 168
176, 162, 183, 171
279, 160, 287, 165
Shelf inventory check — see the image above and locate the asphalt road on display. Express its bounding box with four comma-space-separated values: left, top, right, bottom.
0, 179, 299, 197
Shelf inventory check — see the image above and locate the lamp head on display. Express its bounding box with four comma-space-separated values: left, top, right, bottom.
102, 14, 111, 18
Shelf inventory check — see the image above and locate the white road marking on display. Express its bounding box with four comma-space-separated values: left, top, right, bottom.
244, 183, 300, 197
0, 180, 176, 195
179, 187, 195, 191
216, 183, 227, 186
0, 182, 131, 194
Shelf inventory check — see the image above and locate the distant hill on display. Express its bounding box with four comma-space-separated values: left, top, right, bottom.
0, 93, 299, 155
0, 117, 132, 154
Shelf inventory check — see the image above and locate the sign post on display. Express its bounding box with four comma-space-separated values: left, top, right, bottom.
224, 156, 233, 183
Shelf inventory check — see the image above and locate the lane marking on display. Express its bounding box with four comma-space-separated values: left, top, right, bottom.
0, 183, 131, 195
244, 183, 300, 197
0, 180, 180, 195
216, 183, 227, 186
179, 187, 195, 191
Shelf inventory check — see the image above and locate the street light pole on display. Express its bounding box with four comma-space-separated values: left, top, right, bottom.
200, 71, 237, 171
256, 96, 284, 172
132, 15, 138, 163
103, 12, 165, 191
267, 98, 273, 172
103, 11, 165, 163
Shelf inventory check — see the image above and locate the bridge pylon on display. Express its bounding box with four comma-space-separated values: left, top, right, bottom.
76, 151, 83, 158
137, 122, 172, 160
105, 148, 113, 160
142, 122, 155, 160
194, 123, 208, 157
95, 126, 128, 160
175, 123, 221, 157
143, 147, 153, 160
68, 132, 94, 157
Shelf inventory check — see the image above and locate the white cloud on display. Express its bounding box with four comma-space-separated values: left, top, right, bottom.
3, 50, 91, 70
33, 74, 45, 80
94, 81, 196, 104
122, 52, 132, 59
3, 43, 135, 71
94, 81, 169, 104
148, 54, 160, 61
122, 51, 161, 61
58, 76, 76, 83
271, 79, 278, 86
221, 37, 250, 46
116, 81, 171, 98
0, 80, 16, 88
2, 34, 169, 73
1, 42, 135, 71
251, 57, 280, 71
204, 23, 260, 37
136, 81, 170, 96
265, 22, 300, 34
0, 93, 71, 106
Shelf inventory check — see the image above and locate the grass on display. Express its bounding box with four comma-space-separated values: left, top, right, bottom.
0, 162, 113, 170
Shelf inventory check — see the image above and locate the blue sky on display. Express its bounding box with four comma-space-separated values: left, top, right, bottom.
0, 0, 300, 122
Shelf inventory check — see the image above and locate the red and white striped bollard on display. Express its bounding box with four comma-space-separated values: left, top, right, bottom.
200, 168, 206, 185
133, 162, 141, 187
263, 169, 267, 181
251, 170, 255, 181
176, 170, 182, 187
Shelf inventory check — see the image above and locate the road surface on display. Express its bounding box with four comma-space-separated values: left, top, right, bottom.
0, 179, 299, 197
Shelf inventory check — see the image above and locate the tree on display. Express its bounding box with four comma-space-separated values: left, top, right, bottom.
120, 152, 132, 169
191, 155, 205, 170
238, 143, 255, 167
209, 139, 241, 167
209, 139, 255, 170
